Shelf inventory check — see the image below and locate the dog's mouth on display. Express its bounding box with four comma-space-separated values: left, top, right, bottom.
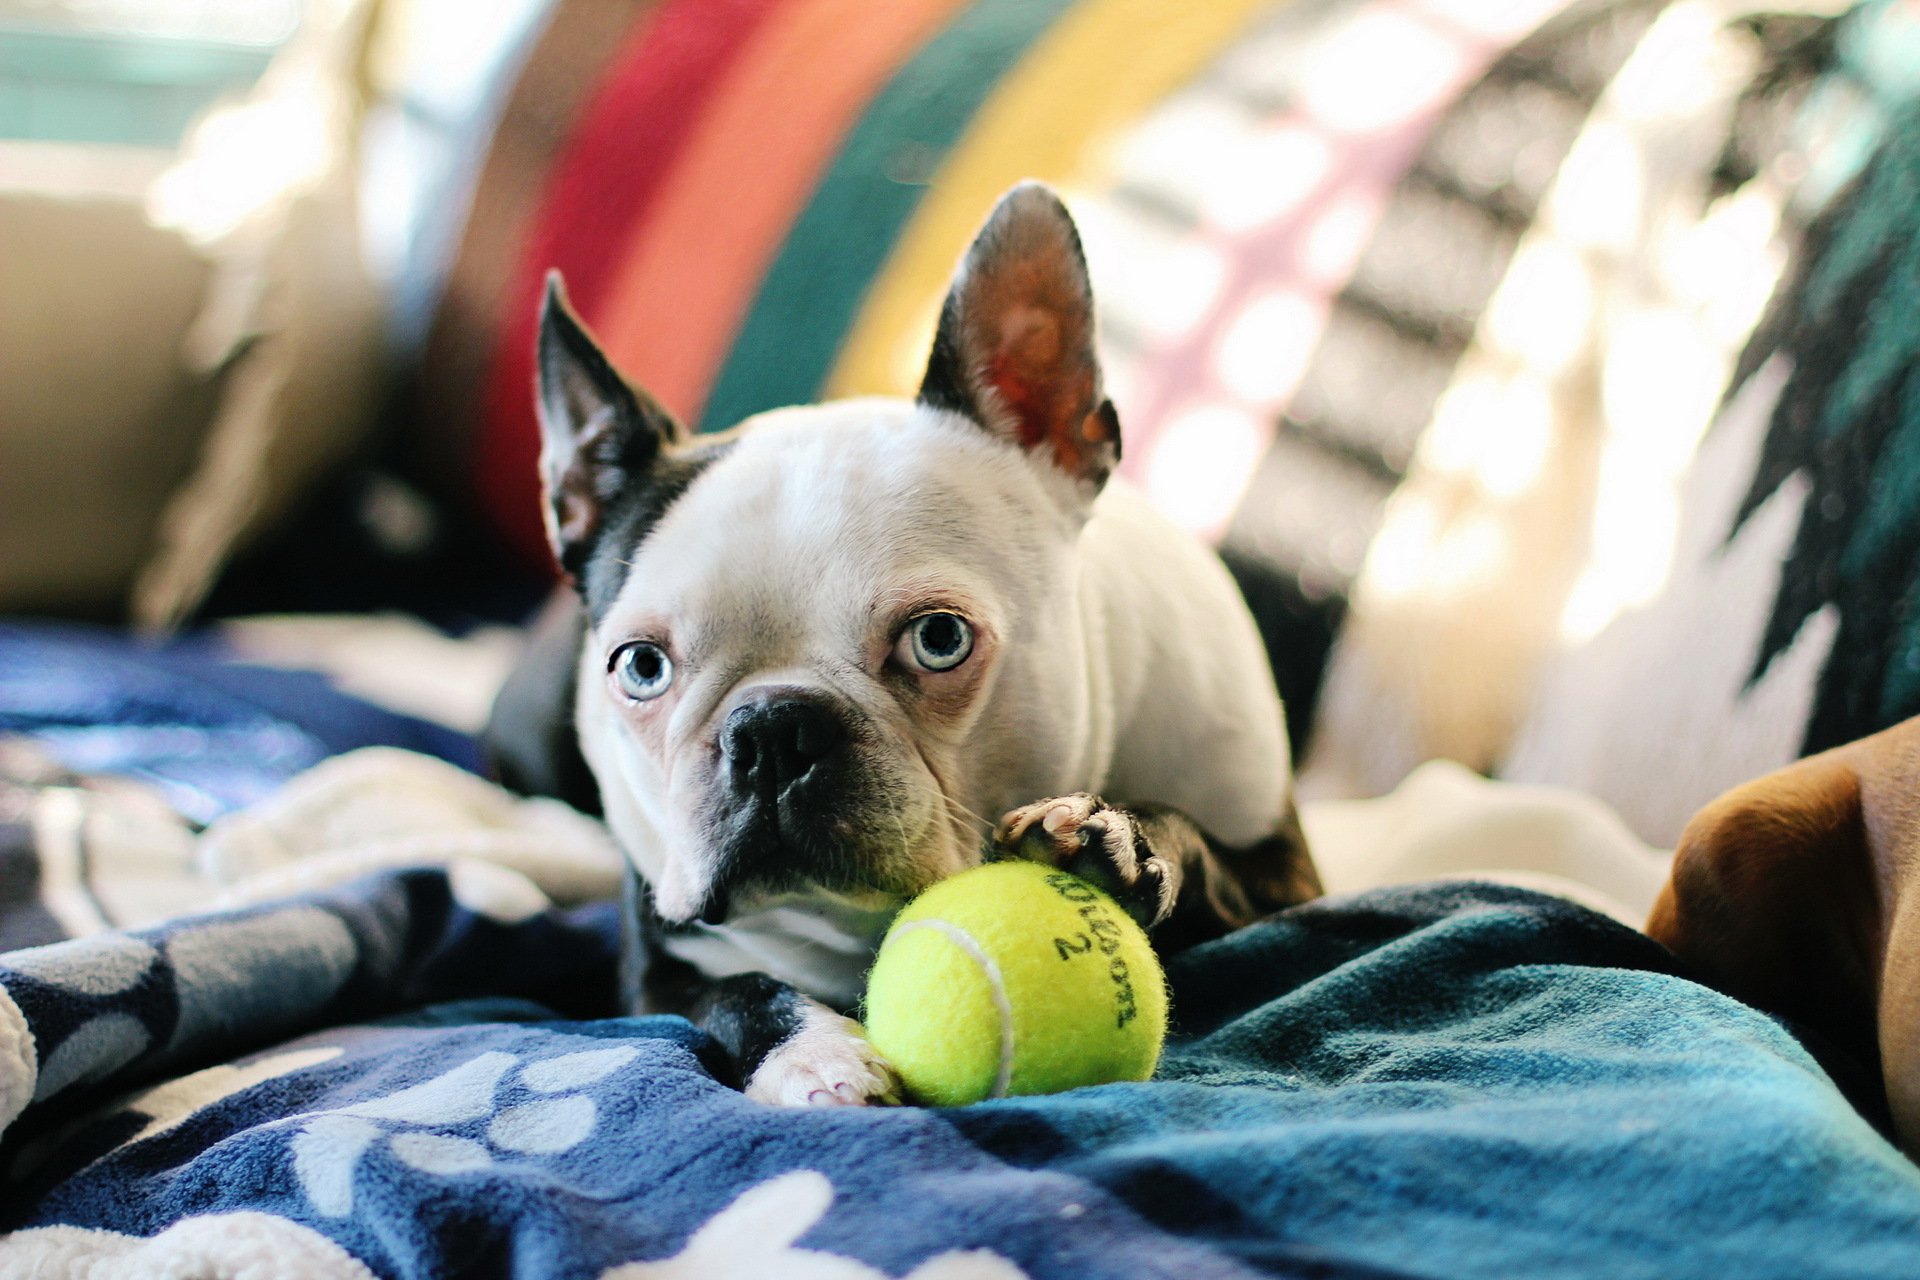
686, 783, 969, 926
705, 801, 854, 894
681, 840, 931, 927
676, 702, 984, 926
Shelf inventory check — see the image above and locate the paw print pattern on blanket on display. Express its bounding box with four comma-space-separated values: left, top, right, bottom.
602, 1169, 1029, 1280
290, 1045, 639, 1217
5, 1045, 347, 1186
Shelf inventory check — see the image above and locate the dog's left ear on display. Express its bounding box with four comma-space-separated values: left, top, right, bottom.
536, 271, 687, 581
919, 182, 1119, 493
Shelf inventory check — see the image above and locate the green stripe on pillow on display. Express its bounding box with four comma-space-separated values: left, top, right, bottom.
699, 0, 1078, 432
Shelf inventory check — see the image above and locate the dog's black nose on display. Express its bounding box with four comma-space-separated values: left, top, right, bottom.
723, 696, 847, 794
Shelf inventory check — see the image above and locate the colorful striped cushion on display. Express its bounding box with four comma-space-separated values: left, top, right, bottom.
417, 0, 1585, 576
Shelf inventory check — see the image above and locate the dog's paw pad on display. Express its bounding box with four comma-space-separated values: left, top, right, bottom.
745, 1007, 900, 1108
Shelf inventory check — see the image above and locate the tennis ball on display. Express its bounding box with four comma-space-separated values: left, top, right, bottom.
863, 860, 1169, 1106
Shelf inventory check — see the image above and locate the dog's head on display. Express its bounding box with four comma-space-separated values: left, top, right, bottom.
536, 183, 1122, 924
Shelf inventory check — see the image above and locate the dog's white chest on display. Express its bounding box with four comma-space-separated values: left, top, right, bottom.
659, 890, 903, 1011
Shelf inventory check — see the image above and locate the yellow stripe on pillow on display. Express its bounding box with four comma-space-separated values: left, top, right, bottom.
825, 0, 1276, 402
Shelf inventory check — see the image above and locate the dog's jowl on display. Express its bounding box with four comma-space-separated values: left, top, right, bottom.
488, 182, 1320, 1106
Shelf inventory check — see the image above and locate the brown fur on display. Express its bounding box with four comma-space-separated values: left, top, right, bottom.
1649, 717, 1920, 1154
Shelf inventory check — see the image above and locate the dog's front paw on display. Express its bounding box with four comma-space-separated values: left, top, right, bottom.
992, 793, 1179, 927
745, 1002, 901, 1108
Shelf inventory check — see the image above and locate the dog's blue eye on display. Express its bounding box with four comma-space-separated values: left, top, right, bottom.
899, 612, 973, 673
610, 641, 674, 701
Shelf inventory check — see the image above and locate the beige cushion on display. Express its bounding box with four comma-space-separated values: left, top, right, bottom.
0, 166, 215, 615
0, 0, 384, 624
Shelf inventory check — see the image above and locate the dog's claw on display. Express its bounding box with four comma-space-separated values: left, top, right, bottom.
992, 793, 1179, 927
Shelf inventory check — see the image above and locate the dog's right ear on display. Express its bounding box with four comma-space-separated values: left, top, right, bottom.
536, 271, 685, 580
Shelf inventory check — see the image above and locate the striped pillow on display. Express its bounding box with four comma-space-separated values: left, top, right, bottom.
419, 0, 1920, 848
417, 0, 1583, 571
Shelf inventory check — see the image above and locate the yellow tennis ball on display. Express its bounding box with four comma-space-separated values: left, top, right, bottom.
862, 860, 1169, 1106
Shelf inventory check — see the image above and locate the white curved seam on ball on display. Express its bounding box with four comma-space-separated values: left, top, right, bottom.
887, 920, 1015, 1099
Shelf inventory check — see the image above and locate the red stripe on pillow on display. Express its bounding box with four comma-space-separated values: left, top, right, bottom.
596, 0, 967, 426
478, 0, 792, 572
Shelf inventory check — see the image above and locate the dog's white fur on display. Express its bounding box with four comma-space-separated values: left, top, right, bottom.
574, 397, 1290, 1010
743, 1001, 901, 1107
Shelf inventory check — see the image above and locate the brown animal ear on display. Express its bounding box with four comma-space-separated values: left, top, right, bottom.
535, 271, 685, 580
918, 182, 1119, 491
1648, 752, 1882, 1092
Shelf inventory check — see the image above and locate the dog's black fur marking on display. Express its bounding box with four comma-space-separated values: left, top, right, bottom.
917, 291, 977, 423
1132, 799, 1320, 952
1093, 398, 1122, 463
536, 273, 736, 619
610, 860, 811, 1089
687, 973, 812, 1091
577, 440, 734, 623
485, 592, 599, 814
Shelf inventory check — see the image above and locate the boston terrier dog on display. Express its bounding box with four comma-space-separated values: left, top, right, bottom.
487, 182, 1320, 1106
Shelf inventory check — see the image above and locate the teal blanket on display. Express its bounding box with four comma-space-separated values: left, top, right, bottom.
3, 877, 1915, 1277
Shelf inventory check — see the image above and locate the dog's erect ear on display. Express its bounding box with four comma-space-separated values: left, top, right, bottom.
536, 271, 685, 579
919, 182, 1119, 491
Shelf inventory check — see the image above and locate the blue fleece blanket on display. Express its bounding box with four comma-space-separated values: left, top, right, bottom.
2, 873, 1917, 1278
1, 624, 1917, 1277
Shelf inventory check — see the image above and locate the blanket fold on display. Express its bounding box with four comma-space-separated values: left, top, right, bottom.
0, 868, 620, 1153
3, 877, 1917, 1280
